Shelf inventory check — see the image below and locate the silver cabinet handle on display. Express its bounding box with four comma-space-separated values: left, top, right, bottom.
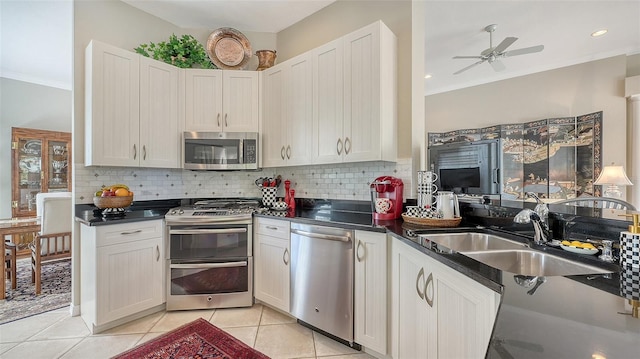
156, 245, 160, 261
143, 145, 147, 160
356, 240, 364, 262
281, 146, 286, 160
121, 230, 142, 235
283, 248, 289, 265
425, 272, 434, 307
345, 137, 352, 155
225, 113, 228, 127
266, 226, 278, 230
171, 261, 247, 269
286, 145, 291, 159
291, 228, 351, 243
133, 144, 137, 160
217, 113, 221, 127
337, 138, 343, 155
416, 267, 425, 300
170, 228, 247, 235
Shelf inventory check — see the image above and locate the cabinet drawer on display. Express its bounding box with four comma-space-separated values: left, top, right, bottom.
94, 220, 164, 247
256, 218, 290, 239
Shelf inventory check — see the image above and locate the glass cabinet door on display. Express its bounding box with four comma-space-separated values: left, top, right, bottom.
11, 127, 72, 218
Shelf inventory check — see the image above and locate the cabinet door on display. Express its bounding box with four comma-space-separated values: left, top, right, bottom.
184, 69, 223, 132
261, 65, 287, 167
255, 234, 290, 312
85, 40, 140, 166
391, 240, 437, 359
255, 218, 290, 312
285, 53, 313, 166
223, 70, 259, 132
312, 39, 344, 165
434, 262, 499, 359
96, 235, 163, 325
343, 21, 397, 163
354, 231, 387, 354
139, 56, 181, 168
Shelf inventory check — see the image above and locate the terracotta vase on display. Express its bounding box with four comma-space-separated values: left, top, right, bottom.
256, 50, 277, 71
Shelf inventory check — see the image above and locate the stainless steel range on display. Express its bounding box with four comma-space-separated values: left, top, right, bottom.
164, 199, 260, 310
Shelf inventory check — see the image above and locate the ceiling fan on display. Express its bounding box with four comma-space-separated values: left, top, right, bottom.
453, 24, 544, 75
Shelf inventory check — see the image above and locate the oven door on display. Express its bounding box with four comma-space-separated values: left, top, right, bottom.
167, 258, 253, 310
168, 225, 250, 260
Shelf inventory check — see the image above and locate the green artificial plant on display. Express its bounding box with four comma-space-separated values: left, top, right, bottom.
135, 34, 215, 69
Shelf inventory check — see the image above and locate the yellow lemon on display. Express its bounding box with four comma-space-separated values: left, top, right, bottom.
570, 240, 582, 247
561, 240, 571, 246
582, 243, 595, 249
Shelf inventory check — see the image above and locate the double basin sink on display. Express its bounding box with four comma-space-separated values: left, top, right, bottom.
419, 232, 612, 276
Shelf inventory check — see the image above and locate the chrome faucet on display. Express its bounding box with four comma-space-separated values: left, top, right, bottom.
525, 192, 549, 226
514, 208, 549, 245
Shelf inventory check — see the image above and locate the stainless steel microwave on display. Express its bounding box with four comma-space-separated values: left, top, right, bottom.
183, 132, 259, 170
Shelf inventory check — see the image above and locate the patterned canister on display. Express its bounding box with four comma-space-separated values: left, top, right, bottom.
261, 187, 278, 207
620, 231, 640, 268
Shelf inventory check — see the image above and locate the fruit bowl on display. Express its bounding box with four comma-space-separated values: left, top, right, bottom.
94, 196, 133, 209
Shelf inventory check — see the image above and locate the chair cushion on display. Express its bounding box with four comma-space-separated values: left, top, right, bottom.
37, 193, 72, 235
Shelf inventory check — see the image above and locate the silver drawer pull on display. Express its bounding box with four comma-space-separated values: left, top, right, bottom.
291, 228, 351, 242
425, 272, 434, 307
170, 228, 247, 235
266, 226, 279, 230
416, 267, 425, 299
171, 261, 247, 269
121, 230, 142, 235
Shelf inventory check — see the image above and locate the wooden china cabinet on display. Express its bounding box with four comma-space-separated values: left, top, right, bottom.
11, 127, 72, 218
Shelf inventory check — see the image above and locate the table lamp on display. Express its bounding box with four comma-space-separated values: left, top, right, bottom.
594, 165, 633, 198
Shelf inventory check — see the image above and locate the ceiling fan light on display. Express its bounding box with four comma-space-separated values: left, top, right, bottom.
591, 29, 608, 37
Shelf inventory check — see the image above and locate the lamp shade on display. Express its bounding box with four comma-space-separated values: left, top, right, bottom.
594, 165, 633, 186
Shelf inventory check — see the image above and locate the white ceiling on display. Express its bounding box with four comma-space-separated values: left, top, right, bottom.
2, 1, 639, 95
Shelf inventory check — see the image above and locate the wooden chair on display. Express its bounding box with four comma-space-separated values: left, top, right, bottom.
553, 196, 636, 211
3, 241, 17, 298
32, 192, 72, 295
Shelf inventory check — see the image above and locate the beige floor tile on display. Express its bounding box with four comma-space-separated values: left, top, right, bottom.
101, 311, 164, 335
222, 326, 258, 348
149, 309, 214, 332
29, 316, 90, 340
135, 331, 165, 345
317, 354, 376, 359
210, 304, 263, 328
1, 338, 82, 359
313, 331, 360, 357
0, 311, 68, 343
0, 342, 19, 356
254, 323, 316, 359
60, 334, 143, 359
260, 305, 297, 325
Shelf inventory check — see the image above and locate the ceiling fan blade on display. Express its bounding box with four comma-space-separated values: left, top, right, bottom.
503, 44, 544, 57
453, 60, 485, 75
491, 59, 506, 72
453, 55, 484, 59
493, 37, 518, 54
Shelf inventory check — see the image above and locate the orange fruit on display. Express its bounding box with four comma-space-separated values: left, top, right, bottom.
115, 188, 130, 197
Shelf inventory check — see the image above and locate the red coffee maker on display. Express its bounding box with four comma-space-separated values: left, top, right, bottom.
370, 176, 404, 220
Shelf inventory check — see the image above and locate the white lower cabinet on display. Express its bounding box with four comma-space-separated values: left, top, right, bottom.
391, 239, 499, 359
254, 217, 290, 313
80, 220, 165, 333
354, 230, 388, 355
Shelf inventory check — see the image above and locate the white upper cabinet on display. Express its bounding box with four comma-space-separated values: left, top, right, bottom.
312, 38, 344, 164
85, 40, 181, 168
184, 69, 259, 133
261, 53, 313, 167
85, 40, 141, 167
342, 21, 397, 163
139, 56, 182, 168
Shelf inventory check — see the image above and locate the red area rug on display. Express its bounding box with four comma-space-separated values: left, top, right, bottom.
113, 318, 270, 359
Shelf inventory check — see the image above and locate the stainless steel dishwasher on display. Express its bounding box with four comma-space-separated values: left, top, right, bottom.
290, 222, 354, 345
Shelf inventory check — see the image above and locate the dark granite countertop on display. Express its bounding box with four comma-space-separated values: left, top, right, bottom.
76, 198, 640, 357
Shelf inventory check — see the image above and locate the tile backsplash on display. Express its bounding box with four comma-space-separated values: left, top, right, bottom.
75, 158, 413, 204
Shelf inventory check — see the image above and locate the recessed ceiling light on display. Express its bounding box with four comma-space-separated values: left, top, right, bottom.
591, 29, 608, 37
424, 74, 432, 79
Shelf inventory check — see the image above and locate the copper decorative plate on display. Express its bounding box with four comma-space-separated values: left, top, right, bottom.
206, 27, 252, 70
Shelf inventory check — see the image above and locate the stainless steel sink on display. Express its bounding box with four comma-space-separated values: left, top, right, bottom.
462, 249, 612, 276
420, 232, 527, 253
